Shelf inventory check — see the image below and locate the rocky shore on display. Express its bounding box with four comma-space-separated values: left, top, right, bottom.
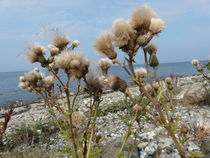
0, 74, 209, 158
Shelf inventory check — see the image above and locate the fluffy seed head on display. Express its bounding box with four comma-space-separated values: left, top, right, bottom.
18, 82, 27, 89
55, 50, 89, 78
165, 77, 172, 84
108, 75, 127, 92
72, 40, 80, 47
112, 18, 133, 47
19, 76, 26, 82
25, 43, 46, 63
95, 32, 117, 59
129, 5, 157, 33
149, 18, 165, 34
52, 33, 70, 51
49, 47, 59, 56
85, 69, 104, 93
98, 58, 113, 76
43, 76, 54, 87
143, 43, 158, 55
191, 59, 199, 66
24, 70, 42, 83
135, 67, 147, 78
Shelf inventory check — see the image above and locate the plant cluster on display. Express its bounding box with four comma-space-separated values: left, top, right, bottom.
191, 59, 210, 81
94, 5, 190, 158
16, 5, 207, 158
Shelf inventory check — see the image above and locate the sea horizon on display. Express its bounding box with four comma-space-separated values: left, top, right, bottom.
0, 60, 208, 107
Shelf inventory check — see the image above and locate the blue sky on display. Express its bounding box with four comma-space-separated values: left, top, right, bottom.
0, 0, 210, 72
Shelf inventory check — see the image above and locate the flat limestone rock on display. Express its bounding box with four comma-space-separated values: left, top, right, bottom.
183, 82, 209, 105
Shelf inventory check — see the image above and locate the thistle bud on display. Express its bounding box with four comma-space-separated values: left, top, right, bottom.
165, 77, 172, 85
38, 56, 48, 65
135, 67, 147, 78
27, 87, 32, 92
136, 35, 149, 46
33, 68, 40, 72
196, 65, 203, 72
72, 40, 80, 47
144, 84, 152, 93
50, 47, 59, 56
133, 104, 143, 113
48, 56, 54, 63
191, 59, 199, 66
108, 75, 127, 92
149, 54, 159, 67
152, 82, 159, 91
98, 58, 112, 76
167, 84, 173, 90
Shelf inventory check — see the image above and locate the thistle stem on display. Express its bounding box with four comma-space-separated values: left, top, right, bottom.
144, 51, 151, 81
117, 113, 137, 157
153, 67, 158, 81
86, 101, 100, 158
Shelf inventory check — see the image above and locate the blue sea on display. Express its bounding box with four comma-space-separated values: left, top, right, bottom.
0, 61, 207, 107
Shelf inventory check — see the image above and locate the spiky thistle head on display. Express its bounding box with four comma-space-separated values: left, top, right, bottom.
135, 67, 147, 78
98, 58, 113, 76
149, 18, 165, 34
129, 5, 157, 34
25, 43, 46, 63
95, 32, 117, 59
112, 18, 133, 47
52, 33, 70, 51
55, 50, 89, 78
143, 43, 158, 55
108, 75, 127, 92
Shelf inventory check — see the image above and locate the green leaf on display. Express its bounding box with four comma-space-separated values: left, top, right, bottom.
189, 151, 204, 158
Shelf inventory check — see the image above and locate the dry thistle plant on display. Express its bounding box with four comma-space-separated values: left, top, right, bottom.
18, 32, 107, 158
95, 5, 190, 158
191, 59, 210, 81
192, 115, 210, 139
